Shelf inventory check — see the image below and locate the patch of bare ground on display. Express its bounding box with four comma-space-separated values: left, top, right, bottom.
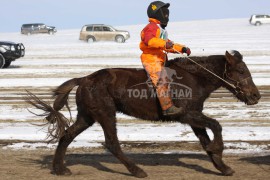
0, 143, 269, 180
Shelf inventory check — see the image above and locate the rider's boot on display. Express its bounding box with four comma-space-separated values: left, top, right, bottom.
156, 86, 186, 116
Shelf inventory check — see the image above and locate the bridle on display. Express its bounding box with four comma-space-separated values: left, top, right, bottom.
223, 63, 252, 95
173, 49, 251, 96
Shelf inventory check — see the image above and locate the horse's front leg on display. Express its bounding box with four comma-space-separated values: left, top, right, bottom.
185, 112, 224, 153
191, 126, 235, 176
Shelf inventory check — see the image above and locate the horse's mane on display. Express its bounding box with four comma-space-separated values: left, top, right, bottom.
169, 50, 242, 69
168, 55, 226, 82
170, 55, 225, 67
169, 55, 225, 73
171, 56, 209, 64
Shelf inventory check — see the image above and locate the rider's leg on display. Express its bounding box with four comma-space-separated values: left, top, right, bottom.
142, 59, 185, 116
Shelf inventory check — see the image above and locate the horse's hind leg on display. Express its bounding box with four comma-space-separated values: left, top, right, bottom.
191, 126, 235, 176
98, 115, 147, 178
52, 112, 94, 175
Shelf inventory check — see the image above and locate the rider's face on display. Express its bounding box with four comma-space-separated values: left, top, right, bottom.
160, 7, 169, 26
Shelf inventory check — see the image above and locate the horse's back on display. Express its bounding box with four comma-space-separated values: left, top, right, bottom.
83, 68, 148, 89
77, 66, 206, 121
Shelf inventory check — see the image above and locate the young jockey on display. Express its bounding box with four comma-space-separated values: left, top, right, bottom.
140, 1, 191, 116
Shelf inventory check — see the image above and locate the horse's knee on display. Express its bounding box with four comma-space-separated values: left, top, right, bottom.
206, 141, 224, 154
203, 119, 223, 150
215, 122, 222, 132
209, 120, 222, 133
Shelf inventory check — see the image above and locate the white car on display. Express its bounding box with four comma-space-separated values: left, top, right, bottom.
79, 24, 130, 43
249, 14, 270, 26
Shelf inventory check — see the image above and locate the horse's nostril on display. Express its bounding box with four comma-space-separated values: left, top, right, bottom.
253, 93, 261, 99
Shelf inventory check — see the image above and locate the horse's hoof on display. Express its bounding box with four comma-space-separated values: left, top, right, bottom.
130, 166, 148, 178
134, 169, 147, 178
222, 167, 235, 176
52, 167, 72, 176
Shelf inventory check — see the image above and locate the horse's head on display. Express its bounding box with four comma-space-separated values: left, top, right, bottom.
224, 50, 261, 105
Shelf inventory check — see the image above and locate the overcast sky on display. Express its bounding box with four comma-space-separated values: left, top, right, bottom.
1, 0, 270, 32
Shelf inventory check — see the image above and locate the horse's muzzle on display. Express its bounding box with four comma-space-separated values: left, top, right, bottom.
245, 91, 261, 105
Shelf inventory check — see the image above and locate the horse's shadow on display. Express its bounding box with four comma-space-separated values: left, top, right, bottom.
240, 154, 270, 166
24, 152, 222, 176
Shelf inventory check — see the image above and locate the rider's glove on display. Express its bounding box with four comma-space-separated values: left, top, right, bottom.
165, 41, 174, 49
182, 47, 191, 56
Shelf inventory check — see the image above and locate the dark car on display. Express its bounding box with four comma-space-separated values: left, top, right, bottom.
0, 41, 25, 68
21, 23, 57, 35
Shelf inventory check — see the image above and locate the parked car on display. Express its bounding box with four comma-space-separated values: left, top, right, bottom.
0, 41, 25, 68
79, 24, 130, 43
21, 23, 57, 35
249, 14, 270, 26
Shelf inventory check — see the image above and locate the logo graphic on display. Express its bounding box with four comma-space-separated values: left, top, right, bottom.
127, 67, 192, 100
151, 4, 157, 11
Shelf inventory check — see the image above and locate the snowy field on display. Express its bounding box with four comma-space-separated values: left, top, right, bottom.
0, 18, 269, 153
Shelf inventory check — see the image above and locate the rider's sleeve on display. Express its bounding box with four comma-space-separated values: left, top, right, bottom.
141, 23, 166, 49
165, 43, 185, 53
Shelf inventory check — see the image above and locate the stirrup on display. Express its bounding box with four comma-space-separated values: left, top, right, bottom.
163, 106, 185, 116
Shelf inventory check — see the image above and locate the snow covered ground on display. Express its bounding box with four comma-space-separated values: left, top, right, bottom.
0, 18, 269, 153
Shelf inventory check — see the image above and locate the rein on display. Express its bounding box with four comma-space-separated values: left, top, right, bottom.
173, 49, 245, 95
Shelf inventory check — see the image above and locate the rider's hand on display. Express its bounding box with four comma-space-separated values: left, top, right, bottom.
165, 41, 174, 49
182, 47, 191, 56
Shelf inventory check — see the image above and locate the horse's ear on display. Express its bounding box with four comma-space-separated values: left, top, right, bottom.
225, 51, 235, 66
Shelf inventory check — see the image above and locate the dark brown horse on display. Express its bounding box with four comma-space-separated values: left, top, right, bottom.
26, 50, 260, 178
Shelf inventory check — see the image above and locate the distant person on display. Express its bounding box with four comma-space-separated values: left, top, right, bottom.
140, 1, 191, 116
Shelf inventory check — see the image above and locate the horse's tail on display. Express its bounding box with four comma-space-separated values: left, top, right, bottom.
25, 78, 82, 142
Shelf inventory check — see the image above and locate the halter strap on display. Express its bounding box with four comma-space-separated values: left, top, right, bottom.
223, 63, 251, 95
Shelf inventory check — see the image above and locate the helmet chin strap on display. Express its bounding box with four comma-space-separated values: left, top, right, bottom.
161, 24, 167, 29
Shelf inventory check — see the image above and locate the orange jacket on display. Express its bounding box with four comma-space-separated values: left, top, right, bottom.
140, 18, 185, 63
